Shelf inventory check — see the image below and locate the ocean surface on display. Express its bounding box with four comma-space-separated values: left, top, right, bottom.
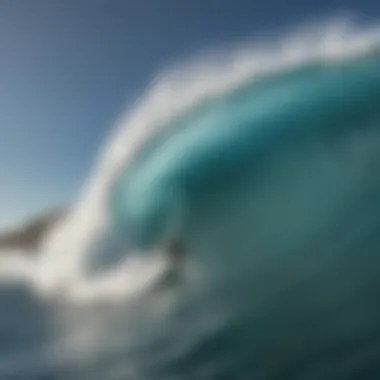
1, 21, 380, 379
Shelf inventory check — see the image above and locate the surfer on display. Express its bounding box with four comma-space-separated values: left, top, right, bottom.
149, 238, 185, 291
167, 238, 185, 268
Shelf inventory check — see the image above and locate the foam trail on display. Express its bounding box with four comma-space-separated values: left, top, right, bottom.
0, 251, 36, 283
17, 19, 380, 300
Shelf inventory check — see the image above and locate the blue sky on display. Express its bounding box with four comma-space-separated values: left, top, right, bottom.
0, 0, 378, 228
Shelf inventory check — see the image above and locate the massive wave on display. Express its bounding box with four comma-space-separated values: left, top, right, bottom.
0, 20, 380, 379
22, 21, 379, 300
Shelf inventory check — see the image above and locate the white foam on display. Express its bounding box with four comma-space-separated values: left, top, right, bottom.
0, 251, 36, 283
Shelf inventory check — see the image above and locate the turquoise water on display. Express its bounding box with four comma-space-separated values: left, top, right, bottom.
112, 52, 380, 252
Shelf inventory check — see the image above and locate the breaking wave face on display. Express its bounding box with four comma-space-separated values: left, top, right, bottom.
18, 20, 380, 303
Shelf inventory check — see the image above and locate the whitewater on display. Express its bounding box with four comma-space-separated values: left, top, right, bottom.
1, 19, 380, 379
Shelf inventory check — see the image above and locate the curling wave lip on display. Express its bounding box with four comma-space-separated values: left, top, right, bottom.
110, 52, 380, 252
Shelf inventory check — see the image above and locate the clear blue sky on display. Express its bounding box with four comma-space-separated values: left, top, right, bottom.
0, 0, 378, 227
